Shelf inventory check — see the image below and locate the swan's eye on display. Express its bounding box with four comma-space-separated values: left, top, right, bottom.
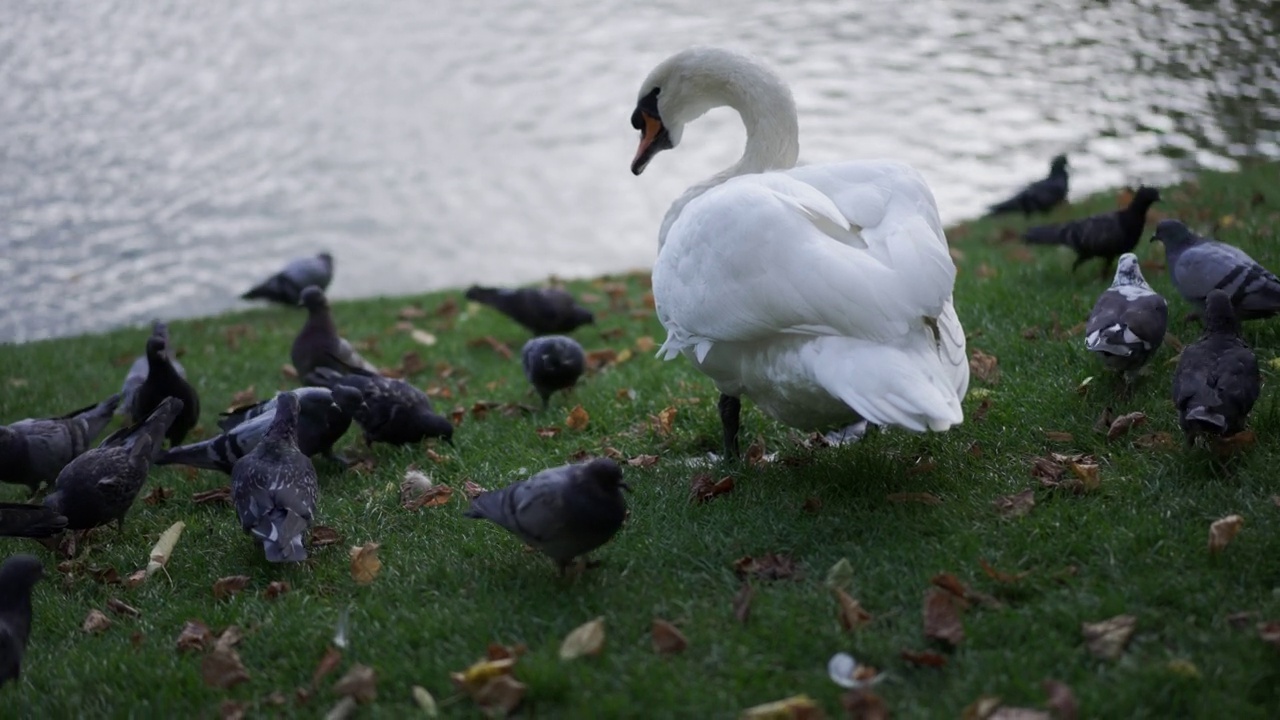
631, 108, 644, 131
632, 87, 661, 131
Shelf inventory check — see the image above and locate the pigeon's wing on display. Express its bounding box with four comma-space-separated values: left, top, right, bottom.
1172, 346, 1217, 409
1022, 176, 1064, 210
1174, 243, 1277, 305
1056, 213, 1122, 257
1124, 293, 1170, 347
1215, 346, 1262, 425
218, 396, 278, 431
334, 337, 379, 374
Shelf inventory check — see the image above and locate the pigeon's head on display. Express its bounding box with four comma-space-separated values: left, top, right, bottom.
1203, 289, 1241, 335
582, 457, 630, 493
145, 334, 169, 361
265, 391, 300, 442
299, 286, 328, 311
330, 386, 364, 416
568, 306, 595, 330
420, 411, 455, 446
150, 320, 170, 342
317, 252, 334, 268
0, 554, 44, 595
1150, 219, 1197, 249
1111, 253, 1149, 287
1130, 186, 1161, 208
1050, 155, 1068, 173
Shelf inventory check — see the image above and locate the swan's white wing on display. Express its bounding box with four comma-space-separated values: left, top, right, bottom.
653, 162, 956, 359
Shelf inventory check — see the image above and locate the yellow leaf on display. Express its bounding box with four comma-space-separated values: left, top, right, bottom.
739, 694, 823, 719
559, 616, 606, 660
349, 542, 383, 584
1208, 514, 1244, 553
410, 329, 437, 346
411, 686, 439, 716
1219, 214, 1235, 228
616, 348, 633, 363
565, 405, 590, 431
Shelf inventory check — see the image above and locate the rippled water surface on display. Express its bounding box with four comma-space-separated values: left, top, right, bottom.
2, 0, 1277, 342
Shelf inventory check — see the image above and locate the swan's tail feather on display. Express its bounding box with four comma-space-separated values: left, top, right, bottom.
809, 336, 964, 433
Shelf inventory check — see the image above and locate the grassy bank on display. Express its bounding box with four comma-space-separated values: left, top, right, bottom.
2, 162, 1279, 719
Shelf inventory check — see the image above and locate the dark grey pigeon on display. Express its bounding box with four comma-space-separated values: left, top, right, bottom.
0, 554, 44, 687
1084, 253, 1168, 380
307, 362, 454, 447
130, 334, 200, 447
464, 458, 629, 574
986, 154, 1069, 217
158, 386, 362, 473
231, 392, 318, 563
521, 335, 586, 409
464, 285, 595, 336
43, 397, 184, 531
291, 286, 379, 381
1151, 219, 1280, 320
119, 321, 185, 416
0, 393, 121, 497
1024, 186, 1160, 278
1172, 290, 1261, 446
0, 504, 67, 539
242, 252, 334, 306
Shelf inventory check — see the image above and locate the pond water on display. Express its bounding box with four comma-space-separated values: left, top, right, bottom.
2, 0, 1277, 342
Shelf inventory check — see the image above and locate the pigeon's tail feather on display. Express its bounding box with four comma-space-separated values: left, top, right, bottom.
304, 366, 346, 388
1023, 224, 1065, 246
0, 502, 68, 538
1085, 326, 1136, 357
1185, 406, 1227, 433
464, 285, 502, 306
241, 277, 288, 302
154, 440, 222, 471
985, 196, 1023, 217
252, 508, 309, 563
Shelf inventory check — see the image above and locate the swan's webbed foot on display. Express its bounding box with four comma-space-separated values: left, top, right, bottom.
718, 394, 741, 459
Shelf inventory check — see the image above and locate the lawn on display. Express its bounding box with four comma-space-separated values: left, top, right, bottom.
1, 161, 1279, 719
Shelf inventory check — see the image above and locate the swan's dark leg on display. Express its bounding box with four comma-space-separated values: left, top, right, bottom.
718, 394, 741, 458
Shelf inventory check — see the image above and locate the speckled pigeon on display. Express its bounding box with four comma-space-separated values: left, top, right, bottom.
1084, 253, 1168, 379
231, 392, 318, 563
307, 362, 454, 447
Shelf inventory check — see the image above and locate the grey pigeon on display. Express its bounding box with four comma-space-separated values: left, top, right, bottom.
1172, 290, 1261, 446
1024, 186, 1160, 278
0, 504, 67, 539
521, 335, 585, 409
307, 362, 454, 447
291, 286, 379, 380
158, 386, 362, 473
1084, 253, 1168, 380
242, 252, 334, 306
0, 554, 44, 687
1151, 219, 1280, 320
464, 285, 595, 336
119, 321, 186, 416
130, 333, 200, 447
464, 458, 629, 573
986, 154, 1069, 217
0, 394, 121, 497
43, 397, 184, 531
231, 392, 318, 563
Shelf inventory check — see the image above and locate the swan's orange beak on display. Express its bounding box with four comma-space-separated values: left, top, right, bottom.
631, 113, 671, 176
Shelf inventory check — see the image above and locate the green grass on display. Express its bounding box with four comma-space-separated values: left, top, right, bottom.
3, 162, 1280, 719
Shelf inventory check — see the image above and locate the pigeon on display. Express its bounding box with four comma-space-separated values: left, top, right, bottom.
1084, 253, 1168, 380
1171, 290, 1260, 446
43, 397, 184, 531
119, 321, 186, 416
464, 285, 595, 336
0, 394, 121, 497
1023, 186, 1161, 278
130, 333, 200, 447
242, 252, 334, 306
231, 392, 318, 563
464, 457, 629, 574
307, 362, 454, 447
0, 504, 67, 539
521, 335, 586, 409
0, 554, 44, 687
986, 154, 1070, 217
158, 386, 362, 473
291, 286, 379, 380
1151, 219, 1280, 320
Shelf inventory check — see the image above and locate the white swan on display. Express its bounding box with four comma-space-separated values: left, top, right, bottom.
629, 47, 969, 456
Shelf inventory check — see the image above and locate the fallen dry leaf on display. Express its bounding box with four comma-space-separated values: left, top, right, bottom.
976, 263, 997, 279
931, 573, 970, 601
202, 644, 250, 689
1069, 461, 1100, 491
176, 620, 213, 652
565, 405, 590, 431
733, 553, 799, 582
409, 329, 437, 347
411, 685, 438, 716
651, 619, 688, 655
1042, 431, 1074, 443
349, 542, 383, 584
559, 616, 606, 660
970, 350, 1000, 384
993, 489, 1035, 518
333, 664, 378, 703
990, 708, 1052, 720
534, 426, 561, 439
627, 453, 660, 468
82, 609, 112, 634
886, 492, 942, 506
690, 474, 735, 503
842, 688, 889, 720
1082, 614, 1137, 660
1042, 679, 1078, 720
311, 526, 343, 548
397, 304, 427, 320
825, 558, 855, 591
404, 483, 454, 510
312, 645, 344, 689
1133, 432, 1175, 451
281, 363, 299, 379
733, 583, 754, 624
654, 406, 678, 435
740, 695, 824, 720
325, 697, 358, 720
142, 485, 173, 506
467, 336, 512, 359
471, 674, 526, 716
980, 558, 1032, 584
449, 656, 517, 695
89, 566, 120, 585
923, 588, 965, 646
1259, 622, 1280, 650
192, 486, 232, 505
1208, 514, 1244, 553
264, 581, 291, 600
107, 598, 140, 618
463, 480, 488, 499
835, 588, 873, 631
212, 575, 251, 601
964, 695, 1004, 720
1106, 411, 1147, 441
972, 397, 992, 422
585, 348, 618, 371
1211, 429, 1257, 457
900, 648, 948, 667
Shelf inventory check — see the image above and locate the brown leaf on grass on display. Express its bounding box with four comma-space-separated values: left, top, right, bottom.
993, 489, 1035, 518
930, 572, 970, 601
226, 386, 257, 413
176, 620, 213, 652
1042, 430, 1073, 442
472, 674, 527, 716
842, 688, 889, 720
1211, 429, 1257, 457
654, 406, 678, 435
470, 400, 500, 420
486, 642, 529, 662
192, 486, 232, 505
82, 609, 112, 634
219, 700, 246, 720
202, 643, 250, 689
690, 474, 735, 503
142, 485, 173, 506
467, 336, 513, 360
972, 397, 992, 422
980, 559, 1032, 584
212, 576, 251, 601
310, 526, 343, 548
311, 645, 343, 689
333, 664, 378, 703
901, 648, 948, 667
599, 327, 625, 341
1082, 614, 1137, 660
732, 583, 754, 624
449, 656, 517, 696
463, 480, 488, 499
990, 709, 1051, 720
634, 336, 656, 353
1069, 462, 1100, 491
1133, 432, 1175, 450
222, 323, 254, 350
397, 304, 428, 320
400, 350, 428, 377
1106, 412, 1147, 440
1227, 611, 1258, 629
963, 696, 1004, 720
733, 553, 799, 582
559, 617, 606, 660
89, 565, 120, 585
651, 619, 688, 655
626, 454, 659, 468
1272, 495, 1280, 509
1042, 680, 1078, 720
886, 492, 942, 506
802, 496, 822, 513
107, 598, 140, 617
976, 263, 997, 279
349, 542, 382, 585
740, 696, 825, 720
1208, 514, 1244, 553
835, 589, 872, 631
1259, 622, 1280, 649
281, 363, 299, 379
264, 581, 291, 600
1020, 326, 1041, 340
565, 405, 590, 431
434, 296, 459, 317
534, 426, 561, 438
425, 447, 449, 464
970, 350, 1000, 384
923, 588, 965, 646
585, 348, 618, 371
